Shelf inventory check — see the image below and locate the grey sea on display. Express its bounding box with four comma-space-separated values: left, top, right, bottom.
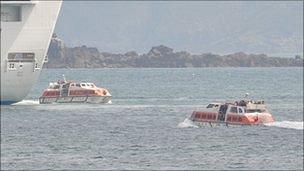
1, 67, 303, 170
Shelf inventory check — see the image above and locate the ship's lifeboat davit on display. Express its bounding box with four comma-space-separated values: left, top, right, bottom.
39, 76, 111, 104
189, 100, 274, 126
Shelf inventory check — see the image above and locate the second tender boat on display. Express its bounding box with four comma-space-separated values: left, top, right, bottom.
39, 76, 111, 104
189, 99, 274, 126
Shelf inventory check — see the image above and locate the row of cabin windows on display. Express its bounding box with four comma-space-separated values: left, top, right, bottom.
227, 116, 242, 122
229, 107, 264, 114
69, 90, 95, 95
44, 90, 96, 96
194, 113, 243, 122
44, 91, 59, 96
195, 113, 216, 120
200, 114, 216, 120
219, 105, 262, 114
228, 107, 244, 114
70, 83, 95, 88
50, 83, 96, 90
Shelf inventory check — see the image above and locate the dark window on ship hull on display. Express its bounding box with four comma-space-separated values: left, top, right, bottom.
8, 53, 35, 62
1, 6, 22, 22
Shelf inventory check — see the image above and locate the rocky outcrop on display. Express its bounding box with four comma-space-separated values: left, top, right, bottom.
45, 34, 303, 68
45, 33, 66, 68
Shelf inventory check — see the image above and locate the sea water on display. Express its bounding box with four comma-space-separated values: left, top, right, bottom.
1, 67, 303, 170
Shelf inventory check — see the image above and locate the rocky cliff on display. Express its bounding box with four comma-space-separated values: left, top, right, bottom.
45, 34, 303, 68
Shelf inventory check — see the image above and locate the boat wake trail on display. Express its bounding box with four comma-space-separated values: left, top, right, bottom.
264, 121, 303, 130
12, 100, 40, 106
178, 118, 198, 128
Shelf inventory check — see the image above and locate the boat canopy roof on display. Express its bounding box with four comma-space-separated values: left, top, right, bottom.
206, 100, 269, 113
48, 80, 97, 89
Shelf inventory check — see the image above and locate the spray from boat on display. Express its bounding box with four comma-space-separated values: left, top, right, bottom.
264, 121, 303, 130
178, 119, 303, 130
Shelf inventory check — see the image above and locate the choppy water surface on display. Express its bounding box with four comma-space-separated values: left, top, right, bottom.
1, 68, 303, 170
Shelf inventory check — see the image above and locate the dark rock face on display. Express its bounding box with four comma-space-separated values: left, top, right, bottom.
44, 33, 66, 68
45, 34, 303, 68
148, 45, 174, 56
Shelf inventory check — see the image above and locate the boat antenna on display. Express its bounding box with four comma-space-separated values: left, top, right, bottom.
62, 74, 66, 82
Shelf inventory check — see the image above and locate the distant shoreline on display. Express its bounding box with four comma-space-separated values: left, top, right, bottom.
45, 35, 303, 68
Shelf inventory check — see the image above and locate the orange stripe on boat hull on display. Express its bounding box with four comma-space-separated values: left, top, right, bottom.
190, 111, 274, 125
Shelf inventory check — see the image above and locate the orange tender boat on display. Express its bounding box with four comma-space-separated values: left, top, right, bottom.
39, 76, 111, 104
190, 99, 274, 126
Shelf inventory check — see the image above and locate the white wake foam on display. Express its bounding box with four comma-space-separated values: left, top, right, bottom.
11, 100, 40, 106
178, 118, 199, 128
264, 121, 303, 130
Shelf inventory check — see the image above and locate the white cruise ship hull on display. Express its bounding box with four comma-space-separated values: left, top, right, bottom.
1, 1, 62, 104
